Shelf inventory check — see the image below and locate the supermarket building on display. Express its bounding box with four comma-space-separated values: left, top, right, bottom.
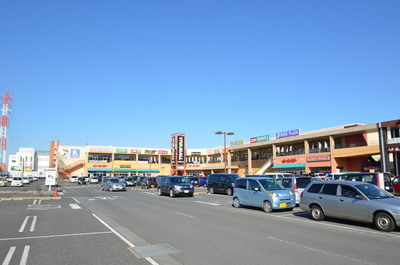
51, 119, 400, 179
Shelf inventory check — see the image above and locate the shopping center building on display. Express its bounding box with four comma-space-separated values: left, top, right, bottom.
51, 119, 400, 179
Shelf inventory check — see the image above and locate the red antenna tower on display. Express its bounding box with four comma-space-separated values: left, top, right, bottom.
0, 92, 12, 171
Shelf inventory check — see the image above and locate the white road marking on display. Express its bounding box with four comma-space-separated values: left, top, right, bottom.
2, 246, 16, 265
19, 216, 37, 233
194, 201, 220, 206
92, 213, 159, 265
20, 246, 30, 265
173, 211, 196, 219
69, 204, 82, 209
0, 231, 113, 242
143, 192, 156, 195
72, 197, 80, 204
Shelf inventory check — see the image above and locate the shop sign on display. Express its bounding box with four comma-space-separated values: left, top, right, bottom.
130, 149, 140, 154
145, 150, 157, 154
187, 164, 200, 168
230, 140, 245, 146
171, 136, 176, 164
250, 135, 270, 143
276, 129, 300, 139
388, 138, 400, 144
207, 150, 216, 155
158, 150, 168, 154
70, 149, 80, 158
307, 155, 331, 162
282, 158, 297, 163
120, 165, 131, 168
191, 152, 201, 156
89, 147, 112, 152
116, 149, 128, 153
387, 146, 400, 153
177, 136, 185, 164
92, 165, 108, 168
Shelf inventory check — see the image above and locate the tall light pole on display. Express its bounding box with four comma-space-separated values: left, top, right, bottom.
215, 131, 235, 173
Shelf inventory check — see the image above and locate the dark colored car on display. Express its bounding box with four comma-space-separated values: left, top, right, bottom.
138, 177, 158, 189
157, 176, 194, 197
199, 176, 209, 187
77, 177, 87, 185
186, 176, 200, 186
207, 173, 240, 196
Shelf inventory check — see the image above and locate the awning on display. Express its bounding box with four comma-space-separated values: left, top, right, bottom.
88, 168, 160, 172
272, 163, 306, 169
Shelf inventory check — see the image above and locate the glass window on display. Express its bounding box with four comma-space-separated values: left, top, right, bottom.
340, 185, 359, 198
321, 184, 338, 195
248, 180, 260, 191
308, 183, 323, 193
235, 179, 247, 189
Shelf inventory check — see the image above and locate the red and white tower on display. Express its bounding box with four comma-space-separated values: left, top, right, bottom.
0, 92, 12, 171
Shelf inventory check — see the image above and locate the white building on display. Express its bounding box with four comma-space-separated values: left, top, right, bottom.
8, 148, 49, 177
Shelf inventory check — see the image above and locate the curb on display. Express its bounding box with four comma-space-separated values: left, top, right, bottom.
0, 196, 61, 201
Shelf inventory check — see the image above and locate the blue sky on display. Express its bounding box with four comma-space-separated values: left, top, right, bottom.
0, 0, 399, 156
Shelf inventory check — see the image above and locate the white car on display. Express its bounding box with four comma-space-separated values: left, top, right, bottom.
70, 176, 78, 183
90, 176, 99, 183
22, 177, 30, 184
11, 177, 23, 187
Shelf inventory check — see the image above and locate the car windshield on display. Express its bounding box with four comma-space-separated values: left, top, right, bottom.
126, 177, 133, 181
170, 177, 186, 184
226, 175, 239, 182
355, 184, 394, 199
258, 179, 284, 190
110, 179, 120, 183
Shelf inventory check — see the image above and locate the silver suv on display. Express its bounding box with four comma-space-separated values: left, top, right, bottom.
300, 181, 400, 232
101, 177, 126, 192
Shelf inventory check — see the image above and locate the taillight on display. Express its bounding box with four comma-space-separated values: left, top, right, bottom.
294, 183, 298, 193
300, 192, 304, 198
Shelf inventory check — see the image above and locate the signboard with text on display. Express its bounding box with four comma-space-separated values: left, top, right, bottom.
276, 129, 300, 139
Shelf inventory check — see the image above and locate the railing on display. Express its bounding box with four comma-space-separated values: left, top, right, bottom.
59, 160, 85, 171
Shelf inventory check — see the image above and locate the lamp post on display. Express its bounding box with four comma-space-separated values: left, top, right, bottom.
215, 131, 235, 173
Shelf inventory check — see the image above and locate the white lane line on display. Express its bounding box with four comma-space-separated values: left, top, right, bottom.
173, 211, 196, 219
0, 231, 113, 242
268, 236, 377, 265
20, 246, 30, 265
2, 246, 16, 265
92, 213, 159, 265
72, 197, 80, 204
143, 192, 156, 195
30, 216, 37, 232
69, 204, 82, 210
38, 199, 41, 205
33, 200, 37, 205
194, 201, 220, 206
19, 217, 30, 233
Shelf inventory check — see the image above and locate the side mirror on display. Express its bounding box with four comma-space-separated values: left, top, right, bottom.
254, 187, 260, 192
355, 195, 364, 200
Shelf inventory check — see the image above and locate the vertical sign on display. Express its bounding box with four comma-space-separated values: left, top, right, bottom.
177, 135, 185, 164
171, 136, 176, 165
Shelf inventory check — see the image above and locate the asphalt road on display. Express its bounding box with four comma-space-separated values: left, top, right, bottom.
1, 181, 400, 265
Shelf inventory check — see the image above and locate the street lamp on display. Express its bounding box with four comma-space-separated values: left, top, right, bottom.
215, 131, 235, 173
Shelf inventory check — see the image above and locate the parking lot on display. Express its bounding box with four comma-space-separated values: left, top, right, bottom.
1, 179, 400, 265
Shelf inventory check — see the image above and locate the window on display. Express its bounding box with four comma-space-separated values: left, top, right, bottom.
308, 183, 323, 193
248, 180, 260, 191
235, 179, 246, 189
321, 184, 338, 195
340, 185, 358, 198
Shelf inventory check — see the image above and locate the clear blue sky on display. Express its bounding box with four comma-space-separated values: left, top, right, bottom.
0, 0, 399, 156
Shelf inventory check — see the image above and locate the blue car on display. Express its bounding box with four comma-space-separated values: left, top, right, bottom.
233, 177, 295, 212
199, 176, 209, 187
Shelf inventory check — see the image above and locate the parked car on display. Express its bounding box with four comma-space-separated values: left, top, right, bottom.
207, 173, 239, 196
11, 177, 23, 187
157, 176, 194, 197
199, 176, 209, 187
328, 172, 394, 193
247, 173, 295, 179
392, 176, 400, 195
124, 177, 136, 186
22, 177, 30, 184
77, 177, 87, 185
275, 176, 313, 205
0, 177, 7, 187
186, 176, 200, 186
89, 176, 99, 184
69, 176, 78, 182
6, 176, 13, 182
101, 177, 126, 192
300, 181, 400, 232
233, 177, 295, 212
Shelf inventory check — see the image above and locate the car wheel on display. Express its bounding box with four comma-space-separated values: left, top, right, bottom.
310, 205, 324, 221
169, 189, 175, 198
109, 187, 113, 192
101, 186, 104, 191
157, 188, 162, 196
209, 187, 214, 194
233, 197, 241, 208
227, 188, 233, 196
375, 212, 395, 232
263, 201, 272, 213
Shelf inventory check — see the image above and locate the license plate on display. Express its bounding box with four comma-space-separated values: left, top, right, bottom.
279, 203, 287, 208
184, 190, 189, 193
151, 185, 154, 188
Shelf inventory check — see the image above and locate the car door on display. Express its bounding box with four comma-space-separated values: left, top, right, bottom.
246, 180, 264, 207
337, 185, 370, 221
392, 177, 400, 194
317, 184, 339, 217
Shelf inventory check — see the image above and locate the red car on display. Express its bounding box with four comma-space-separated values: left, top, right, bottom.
392, 176, 400, 195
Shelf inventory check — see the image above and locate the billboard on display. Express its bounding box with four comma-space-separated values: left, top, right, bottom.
177, 135, 185, 164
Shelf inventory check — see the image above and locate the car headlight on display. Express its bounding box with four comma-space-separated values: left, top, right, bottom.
174, 185, 180, 190
289, 191, 294, 196
269, 192, 280, 197
190, 185, 194, 189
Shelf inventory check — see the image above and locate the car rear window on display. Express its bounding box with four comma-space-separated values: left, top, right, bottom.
321, 184, 338, 195
296, 178, 312, 188
307, 183, 323, 193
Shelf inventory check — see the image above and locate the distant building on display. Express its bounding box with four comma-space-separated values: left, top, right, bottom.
7, 148, 49, 177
